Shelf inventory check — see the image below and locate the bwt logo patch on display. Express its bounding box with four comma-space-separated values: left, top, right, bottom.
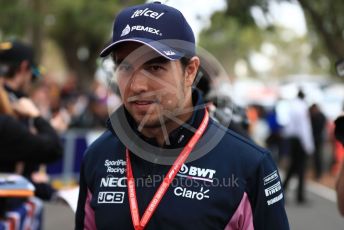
98, 192, 125, 204
177, 164, 216, 182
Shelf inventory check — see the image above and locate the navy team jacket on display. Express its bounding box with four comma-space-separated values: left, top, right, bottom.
75, 92, 290, 230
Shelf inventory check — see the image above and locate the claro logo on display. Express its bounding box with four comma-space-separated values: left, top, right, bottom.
177, 164, 216, 182
174, 187, 210, 200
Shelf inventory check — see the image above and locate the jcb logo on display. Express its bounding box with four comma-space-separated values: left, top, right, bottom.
98, 192, 125, 204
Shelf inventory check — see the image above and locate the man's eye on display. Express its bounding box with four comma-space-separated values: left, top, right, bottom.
147, 65, 163, 72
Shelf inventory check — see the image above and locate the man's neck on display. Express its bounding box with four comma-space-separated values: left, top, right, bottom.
141, 109, 193, 147
140, 95, 194, 147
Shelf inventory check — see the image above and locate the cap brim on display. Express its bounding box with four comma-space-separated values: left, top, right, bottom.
100, 38, 184, 60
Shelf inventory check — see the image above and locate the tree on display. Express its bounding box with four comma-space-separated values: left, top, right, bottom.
0, 0, 144, 89
0, 0, 42, 57
200, 0, 344, 78
199, 11, 265, 77
295, 0, 344, 63
47, 0, 143, 89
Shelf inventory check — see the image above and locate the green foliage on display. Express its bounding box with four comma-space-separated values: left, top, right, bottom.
0, 0, 35, 39
224, 0, 269, 26
200, 0, 344, 78
0, 0, 144, 88
199, 10, 265, 76
46, 0, 143, 87
48, 0, 119, 46
296, 0, 344, 63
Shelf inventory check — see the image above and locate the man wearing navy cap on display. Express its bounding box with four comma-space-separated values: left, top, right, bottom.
76, 2, 289, 229
0, 41, 41, 100
0, 41, 62, 201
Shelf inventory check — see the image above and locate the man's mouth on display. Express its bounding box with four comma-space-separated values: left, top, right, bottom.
130, 100, 159, 112
133, 100, 155, 105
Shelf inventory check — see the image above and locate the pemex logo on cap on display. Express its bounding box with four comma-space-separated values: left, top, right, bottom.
121, 25, 131, 37
120, 24, 162, 37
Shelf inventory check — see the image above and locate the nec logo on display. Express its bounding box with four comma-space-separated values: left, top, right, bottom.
98, 192, 125, 204
177, 164, 216, 182
131, 8, 165, 20
100, 177, 126, 187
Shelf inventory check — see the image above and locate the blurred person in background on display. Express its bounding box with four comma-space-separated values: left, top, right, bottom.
282, 90, 314, 204
206, 93, 250, 139
335, 114, 344, 215
0, 40, 63, 200
68, 80, 109, 129
334, 59, 344, 216
265, 106, 284, 162
247, 104, 269, 147
309, 103, 327, 180
30, 78, 71, 133
195, 71, 249, 138
0, 41, 39, 101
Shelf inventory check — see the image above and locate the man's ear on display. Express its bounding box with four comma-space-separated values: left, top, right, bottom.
184, 56, 200, 87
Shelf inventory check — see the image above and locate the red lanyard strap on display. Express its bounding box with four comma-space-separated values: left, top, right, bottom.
126, 109, 209, 230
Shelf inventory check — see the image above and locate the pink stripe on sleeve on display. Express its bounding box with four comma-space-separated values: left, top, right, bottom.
84, 189, 97, 230
224, 192, 254, 230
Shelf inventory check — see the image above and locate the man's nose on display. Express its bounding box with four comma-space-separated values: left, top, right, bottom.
129, 69, 149, 94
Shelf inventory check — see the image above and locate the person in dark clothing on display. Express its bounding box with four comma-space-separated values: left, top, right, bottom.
0, 113, 62, 171
0, 94, 63, 200
282, 90, 314, 204
335, 114, 344, 216
309, 103, 327, 179
0, 90, 63, 200
194, 64, 249, 138
0, 40, 63, 200
265, 107, 283, 162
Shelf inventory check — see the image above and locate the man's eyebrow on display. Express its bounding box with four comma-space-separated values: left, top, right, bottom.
144, 56, 170, 65
113, 56, 169, 66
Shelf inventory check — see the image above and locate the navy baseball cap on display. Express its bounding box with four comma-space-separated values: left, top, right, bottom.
100, 2, 195, 60
0, 41, 41, 79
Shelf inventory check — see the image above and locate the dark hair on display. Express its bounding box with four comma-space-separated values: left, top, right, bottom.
180, 57, 191, 70
297, 89, 305, 99
0, 62, 20, 78
180, 56, 207, 94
